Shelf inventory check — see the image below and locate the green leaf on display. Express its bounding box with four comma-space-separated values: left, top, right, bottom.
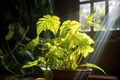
22, 57, 46, 68
87, 10, 96, 21
5, 23, 16, 40
18, 36, 39, 55
82, 33, 95, 45
54, 48, 64, 58
5, 31, 14, 40
36, 15, 60, 35
88, 21, 104, 29
81, 46, 94, 58
80, 63, 106, 75
60, 20, 71, 37
60, 20, 81, 37
22, 61, 38, 68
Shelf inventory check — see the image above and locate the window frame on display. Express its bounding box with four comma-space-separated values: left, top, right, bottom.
79, 0, 109, 32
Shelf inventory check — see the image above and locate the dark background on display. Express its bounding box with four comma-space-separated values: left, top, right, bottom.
0, 0, 120, 79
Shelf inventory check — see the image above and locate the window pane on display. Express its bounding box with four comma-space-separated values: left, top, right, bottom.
94, 1, 105, 31
109, 0, 120, 30
79, 4, 91, 31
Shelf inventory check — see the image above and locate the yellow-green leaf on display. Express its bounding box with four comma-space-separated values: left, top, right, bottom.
36, 15, 60, 35
80, 63, 106, 75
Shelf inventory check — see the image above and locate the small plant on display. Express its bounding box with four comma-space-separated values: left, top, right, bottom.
0, 22, 35, 78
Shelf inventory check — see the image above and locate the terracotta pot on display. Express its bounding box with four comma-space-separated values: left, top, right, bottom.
51, 68, 92, 80
34, 78, 45, 80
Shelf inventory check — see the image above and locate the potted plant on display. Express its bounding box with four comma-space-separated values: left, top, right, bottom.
22, 11, 106, 80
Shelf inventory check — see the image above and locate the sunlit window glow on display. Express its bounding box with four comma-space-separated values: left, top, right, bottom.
79, 0, 120, 31
79, 4, 91, 31
109, 0, 120, 30
82, 0, 120, 66
94, 1, 105, 31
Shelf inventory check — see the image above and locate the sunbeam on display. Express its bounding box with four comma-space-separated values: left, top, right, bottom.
86, 0, 120, 64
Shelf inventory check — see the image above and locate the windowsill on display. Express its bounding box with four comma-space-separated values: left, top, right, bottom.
88, 74, 118, 80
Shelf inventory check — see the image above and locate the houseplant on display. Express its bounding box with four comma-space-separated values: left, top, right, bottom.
22, 11, 106, 80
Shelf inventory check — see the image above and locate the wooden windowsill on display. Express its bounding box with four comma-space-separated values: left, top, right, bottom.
88, 74, 118, 80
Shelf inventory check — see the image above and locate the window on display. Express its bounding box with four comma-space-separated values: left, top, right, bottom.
79, 3, 91, 31
79, 0, 120, 31
109, 0, 120, 30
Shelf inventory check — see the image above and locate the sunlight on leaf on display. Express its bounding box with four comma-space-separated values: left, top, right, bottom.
87, 10, 96, 21
36, 15, 60, 35
88, 21, 104, 29
82, 33, 95, 44
80, 63, 106, 75
82, 46, 94, 58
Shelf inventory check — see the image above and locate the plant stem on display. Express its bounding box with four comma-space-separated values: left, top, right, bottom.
4, 64, 18, 76
10, 26, 29, 54
77, 54, 83, 65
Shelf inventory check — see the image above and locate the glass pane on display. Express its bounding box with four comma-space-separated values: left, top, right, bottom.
94, 1, 105, 31
79, 4, 91, 31
79, 0, 90, 2
109, 0, 120, 30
